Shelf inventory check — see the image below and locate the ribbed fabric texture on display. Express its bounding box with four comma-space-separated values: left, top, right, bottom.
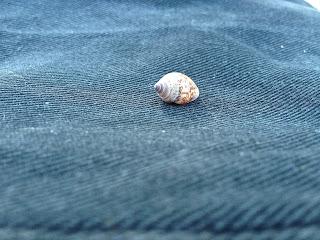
1, 0, 320, 239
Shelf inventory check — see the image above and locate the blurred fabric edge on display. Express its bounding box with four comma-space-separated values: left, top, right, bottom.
305, 0, 320, 10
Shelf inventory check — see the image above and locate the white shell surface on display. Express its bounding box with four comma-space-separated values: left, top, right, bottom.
154, 72, 199, 104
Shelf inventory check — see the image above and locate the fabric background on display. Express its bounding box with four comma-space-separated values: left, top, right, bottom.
1, 0, 320, 239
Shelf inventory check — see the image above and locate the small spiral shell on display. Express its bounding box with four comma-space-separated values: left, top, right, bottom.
154, 72, 199, 105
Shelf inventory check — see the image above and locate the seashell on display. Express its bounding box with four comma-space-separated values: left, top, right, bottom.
154, 72, 199, 105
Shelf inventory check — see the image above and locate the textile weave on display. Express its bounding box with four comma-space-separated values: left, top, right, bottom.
0, 0, 320, 239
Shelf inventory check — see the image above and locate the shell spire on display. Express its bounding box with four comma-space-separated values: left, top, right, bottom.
154, 72, 199, 105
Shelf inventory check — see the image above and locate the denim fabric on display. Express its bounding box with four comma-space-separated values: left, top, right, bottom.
1, 0, 320, 239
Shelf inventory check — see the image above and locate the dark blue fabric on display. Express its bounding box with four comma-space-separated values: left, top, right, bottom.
1, 0, 320, 239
